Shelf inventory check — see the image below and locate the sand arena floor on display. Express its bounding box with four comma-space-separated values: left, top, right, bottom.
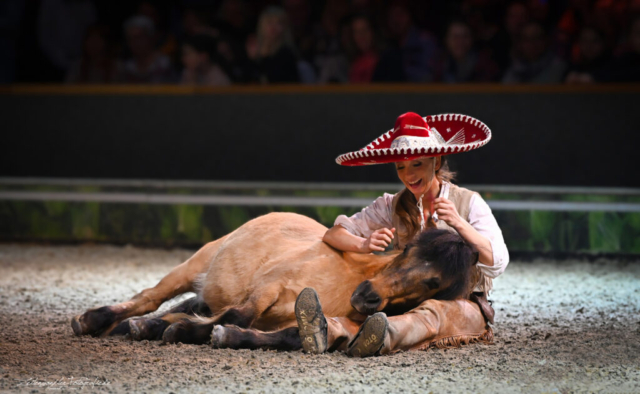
0, 244, 638, 393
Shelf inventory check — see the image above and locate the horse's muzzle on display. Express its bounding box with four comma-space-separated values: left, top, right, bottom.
350, 280, 382, 315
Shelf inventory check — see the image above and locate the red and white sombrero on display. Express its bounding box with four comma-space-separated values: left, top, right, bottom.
336, 112, 492, 166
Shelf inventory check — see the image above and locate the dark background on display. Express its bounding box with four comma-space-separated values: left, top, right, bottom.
2, 87, 638, 187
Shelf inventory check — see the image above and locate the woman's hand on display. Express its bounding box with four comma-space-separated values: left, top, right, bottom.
433, 197, 463, 230
362, 228, 396, 252
434, 197, 495, 266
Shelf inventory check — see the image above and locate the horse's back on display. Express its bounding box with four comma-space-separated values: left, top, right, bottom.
203, 212, 330, 309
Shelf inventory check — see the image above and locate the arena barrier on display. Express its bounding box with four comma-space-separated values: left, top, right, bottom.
1, 177, 639, 254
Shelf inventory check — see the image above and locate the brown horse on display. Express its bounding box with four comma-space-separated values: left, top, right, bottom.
71, 212, 479, 347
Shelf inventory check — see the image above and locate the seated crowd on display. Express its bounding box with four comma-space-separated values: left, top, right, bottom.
6, 0, 640, 85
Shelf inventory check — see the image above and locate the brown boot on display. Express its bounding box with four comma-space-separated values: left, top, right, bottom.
295, 288, 328, 354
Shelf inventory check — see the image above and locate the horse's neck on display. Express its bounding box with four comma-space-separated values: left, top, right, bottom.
342, 251, 397, 276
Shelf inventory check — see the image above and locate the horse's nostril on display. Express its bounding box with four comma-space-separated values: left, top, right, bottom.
364, 295, 381, 307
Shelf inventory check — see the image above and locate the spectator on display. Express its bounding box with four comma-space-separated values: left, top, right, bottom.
556, 0, 599, 61
505, 2, 530, 42
503, 22, 567, 83
247, 6, 299, 83
348, 15, 379, 84
599, 15, 640, 82
565, 26, 611, 83
437, 20, 500, 83
116, 15, 175, 84
312, 0, 350, 83
503, 1, 530, 65
181, 6, 219, 40
216, 0, 251, 43
137, 1, 177, 60
37, 0, 96, 79
283, 0, 315, 62
465, 4, 511, 73
373, 1, 439, 82
180, 34, 231, 86
66, 25, 117, 84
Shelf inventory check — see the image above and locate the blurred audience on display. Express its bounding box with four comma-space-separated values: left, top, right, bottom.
437, 20, 500, 83
37, 0, 96, 78
246, 6, 299, 83
564, 26, 611, 84
116, 15, 175, 84
312, 0, 350, 83
66, 25, 117, 84
373, 2, 439, 82
599, 15, 640, 82
348, 15, 379, 84
180, 34, 231, 86
3, 0, 638, 85
503, 21, 567, 84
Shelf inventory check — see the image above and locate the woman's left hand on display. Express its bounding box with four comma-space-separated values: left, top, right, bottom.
433, 197, 463, 229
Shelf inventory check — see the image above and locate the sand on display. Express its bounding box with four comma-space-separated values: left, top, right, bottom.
0, 244, 638, 393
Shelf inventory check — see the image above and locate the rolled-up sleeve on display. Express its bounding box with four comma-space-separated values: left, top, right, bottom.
467, 194, 509, 279
334, 193, 395, 238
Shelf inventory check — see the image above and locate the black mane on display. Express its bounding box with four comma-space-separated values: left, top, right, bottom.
410, 229, 478, 300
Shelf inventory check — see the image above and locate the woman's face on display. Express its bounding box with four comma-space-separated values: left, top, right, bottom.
395, 157, 439, 198
352, 17, 374, 53
262, 15, 285, 43
446, 22, 473, 60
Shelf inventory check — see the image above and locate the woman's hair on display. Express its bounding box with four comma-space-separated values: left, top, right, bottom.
255, 6, 294, 58
394, 156, 456, 243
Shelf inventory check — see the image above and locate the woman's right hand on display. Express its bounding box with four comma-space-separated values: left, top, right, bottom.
361, 228, 396, 252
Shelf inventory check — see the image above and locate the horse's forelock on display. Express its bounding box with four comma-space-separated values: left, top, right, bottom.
413, 229, 476, 300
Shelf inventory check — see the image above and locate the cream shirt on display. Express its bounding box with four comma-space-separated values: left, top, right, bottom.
335, 185, 509, 280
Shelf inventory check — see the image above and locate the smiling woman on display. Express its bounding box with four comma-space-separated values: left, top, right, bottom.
303, 112, 510, 357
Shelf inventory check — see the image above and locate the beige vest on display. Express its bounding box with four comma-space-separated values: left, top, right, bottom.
390, 183, 491, 293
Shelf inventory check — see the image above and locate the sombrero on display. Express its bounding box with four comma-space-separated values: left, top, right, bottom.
336, 112, 492, 166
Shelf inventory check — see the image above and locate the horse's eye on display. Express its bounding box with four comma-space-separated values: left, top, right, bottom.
422, 278, 440, 290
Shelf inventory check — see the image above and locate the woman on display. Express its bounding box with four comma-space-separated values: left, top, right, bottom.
246, 6, 300, 83
348, 14, 380, 84
436, 20, 500, 83
296, 112, 509, 357
65, 25, 117, 84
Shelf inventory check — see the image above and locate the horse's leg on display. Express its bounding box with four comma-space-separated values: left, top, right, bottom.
162, 288, 281, 344
128, 296, 211, 341
211, 325, 302, 351
71, 236, 227, 337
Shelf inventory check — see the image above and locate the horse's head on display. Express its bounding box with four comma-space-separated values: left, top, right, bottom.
350, 229, 479, 315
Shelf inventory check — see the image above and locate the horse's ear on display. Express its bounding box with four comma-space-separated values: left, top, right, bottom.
471, 251, 480, 265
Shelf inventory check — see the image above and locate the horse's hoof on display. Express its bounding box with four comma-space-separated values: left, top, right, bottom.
162, 322, 182, 344
129, 319, 143, 341
295, 288, 328, 354
346, 312, 388, 358
71, 315, 84, 336
210, 325, 227, 348
70, 306, 118, 337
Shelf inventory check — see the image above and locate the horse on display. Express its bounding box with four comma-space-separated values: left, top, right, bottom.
71, 212, 479, 347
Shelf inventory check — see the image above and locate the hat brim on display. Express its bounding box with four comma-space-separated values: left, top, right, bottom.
336, 113, 491, 166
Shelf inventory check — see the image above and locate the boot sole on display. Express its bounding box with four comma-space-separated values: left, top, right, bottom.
346, 312, 388, 358
295, 288, 327, 354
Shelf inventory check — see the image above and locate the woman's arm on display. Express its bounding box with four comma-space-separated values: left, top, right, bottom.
452, 219, 494, 266
433, 197, 494, 266
323, 225, 395, 253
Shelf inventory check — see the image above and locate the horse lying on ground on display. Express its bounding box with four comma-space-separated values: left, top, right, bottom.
71, 212, 479, 349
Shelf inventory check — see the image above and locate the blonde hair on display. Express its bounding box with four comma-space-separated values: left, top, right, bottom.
255, 6, 294, 58
394, 157, 456, 242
